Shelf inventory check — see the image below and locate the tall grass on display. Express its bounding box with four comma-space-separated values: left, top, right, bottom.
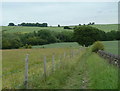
63, 48, 118, 89
2, 48, 84, 89
87, 53, 118, 89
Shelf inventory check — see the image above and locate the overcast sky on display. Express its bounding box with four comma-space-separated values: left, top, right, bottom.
1, 1, 118, 26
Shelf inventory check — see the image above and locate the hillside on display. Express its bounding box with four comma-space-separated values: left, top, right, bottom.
91, 24, 118, 32
2, 24, 118, 33
2, 26, 72, 33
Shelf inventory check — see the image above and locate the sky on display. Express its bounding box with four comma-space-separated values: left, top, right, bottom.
1, 1, 119, 26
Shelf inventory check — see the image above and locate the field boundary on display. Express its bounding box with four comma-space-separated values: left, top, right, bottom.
2, 48, 85, 89
97, 50, 120, 68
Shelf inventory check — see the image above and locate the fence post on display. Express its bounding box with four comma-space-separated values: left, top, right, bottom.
64, 52, 66, 59
59, 55, 62, 69
72, 50, 74, 58
24, 54, 29, 89
43, 56, 47, 80
52, 54, 55, 72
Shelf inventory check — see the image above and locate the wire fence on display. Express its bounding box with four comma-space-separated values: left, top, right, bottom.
2, 48, 85, 89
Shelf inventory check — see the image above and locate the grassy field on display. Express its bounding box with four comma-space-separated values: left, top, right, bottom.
102, 41, 118, 55
2, 26, 72, 33
2, 47, 82, 89
33, 41, 118, 55
32, 42, 81, 48
63, 50, 118, 89
2, 24, 118, 33
2, 46, 118, 89
91, 24, 118, 32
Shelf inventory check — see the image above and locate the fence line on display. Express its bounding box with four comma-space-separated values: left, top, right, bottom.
43, 55, 47, 80
52, 54, 55, 72
98, 50, 120, 68
3, 48, 83, 89
24, 54, 29, 89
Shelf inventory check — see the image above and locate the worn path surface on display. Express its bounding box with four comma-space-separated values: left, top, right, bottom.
63, 51, 118, 89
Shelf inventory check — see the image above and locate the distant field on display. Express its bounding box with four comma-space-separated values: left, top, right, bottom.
102, 41, 118, 55
91, 24, 118, 32
32, 42, 81, 48
2, 24, 118, 33
33, 41, 118, 55
2, 26, 72, 33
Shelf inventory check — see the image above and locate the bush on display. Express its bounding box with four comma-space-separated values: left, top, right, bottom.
92, 41, 104, 52
23, 44, 32, 49
64, 26, 72, 29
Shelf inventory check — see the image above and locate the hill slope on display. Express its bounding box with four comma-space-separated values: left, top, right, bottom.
2, 24, 118, 33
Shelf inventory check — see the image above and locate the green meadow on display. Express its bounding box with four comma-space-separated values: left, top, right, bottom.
2, 26, 72, 33
2, 45, 118, 89
91, 24, 118, 32
102, 41, 118, 55
2, 24, 118, 33
32, 41, 118, 55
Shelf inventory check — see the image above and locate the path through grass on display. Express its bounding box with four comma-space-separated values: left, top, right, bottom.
63, 49, 118, 89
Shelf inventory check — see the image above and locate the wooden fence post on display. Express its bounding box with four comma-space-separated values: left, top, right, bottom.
43, 56, 47, 80
24, 54, 29, 89
64, 52, 66, 58
52, 54, 55, 72
59, 55, 62, 68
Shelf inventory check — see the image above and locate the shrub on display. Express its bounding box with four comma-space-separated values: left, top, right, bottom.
23, 44, 32, 49
92, 41, 104, 52
64, 26, 72, 29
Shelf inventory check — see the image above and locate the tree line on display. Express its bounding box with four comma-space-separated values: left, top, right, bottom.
2, 30, 74, 49
8, 22, 48, 27
2, 25, 120, 49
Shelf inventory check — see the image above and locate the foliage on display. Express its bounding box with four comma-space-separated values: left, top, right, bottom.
64, 26, 72, 29
23, 44, 32, 49
74, 25, 105, 47
55, 31, 74, 42
2, 24, 120, 49
92, 41, 104, 52
8, 23, 15, 26
17, 22, 48, 27
2, 30, 74, 49
2, 33, 23, 49
58, 25, 60, 27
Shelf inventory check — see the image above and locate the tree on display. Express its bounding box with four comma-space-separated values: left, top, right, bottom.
92, 22, 95, 25
37, 29, 57, 43
2, 33, 23, 49
56, 31, 74, 42
74, 25, 102, 47
64, 26, 72, 29
58, 24, 60, 27
8, 23, 15, 26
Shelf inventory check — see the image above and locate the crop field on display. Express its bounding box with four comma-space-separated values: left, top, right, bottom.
2, 24, 118, 33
